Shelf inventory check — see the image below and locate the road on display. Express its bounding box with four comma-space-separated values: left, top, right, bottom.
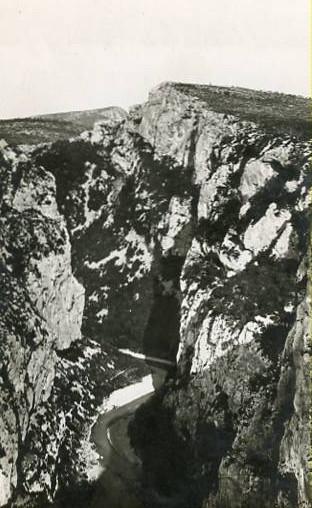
118, 348, 176, 367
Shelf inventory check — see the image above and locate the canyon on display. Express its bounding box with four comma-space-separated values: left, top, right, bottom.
0, 82, 310, 507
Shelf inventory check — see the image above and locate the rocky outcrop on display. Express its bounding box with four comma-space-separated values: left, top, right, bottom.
0, 82, 310, 507
0, 144, 84, 504
128, 83, 311, 508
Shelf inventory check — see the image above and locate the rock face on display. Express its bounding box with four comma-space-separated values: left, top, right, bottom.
0, 144, 85, 504
0, 82, 310, 507
128, 84, 311, 508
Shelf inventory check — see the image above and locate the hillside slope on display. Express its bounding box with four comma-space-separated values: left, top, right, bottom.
0, 106, 127, 145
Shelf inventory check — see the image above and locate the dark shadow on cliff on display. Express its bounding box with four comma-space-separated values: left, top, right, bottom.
127, 328, 301, 508
128, 386, 235, 508
142, 253, 184, 396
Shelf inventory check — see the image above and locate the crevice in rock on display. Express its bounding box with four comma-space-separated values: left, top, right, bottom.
143, 254, 184, 362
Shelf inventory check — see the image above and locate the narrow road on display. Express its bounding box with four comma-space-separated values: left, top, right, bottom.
118, 348, 176, 367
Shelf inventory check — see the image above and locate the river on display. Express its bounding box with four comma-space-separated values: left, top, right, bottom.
88, 364, 168, 508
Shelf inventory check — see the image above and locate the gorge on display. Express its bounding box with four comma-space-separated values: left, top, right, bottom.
0, 82, 310, 508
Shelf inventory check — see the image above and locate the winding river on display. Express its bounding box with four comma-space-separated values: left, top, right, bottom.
89, 361, 169, 508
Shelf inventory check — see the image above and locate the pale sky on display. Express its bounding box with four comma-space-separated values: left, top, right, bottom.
0, 0, 309, 119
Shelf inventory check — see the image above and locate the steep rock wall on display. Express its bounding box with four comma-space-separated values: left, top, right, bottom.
0, 144, 84, 504
0, 101, 196, 505
128, 84, 311, 508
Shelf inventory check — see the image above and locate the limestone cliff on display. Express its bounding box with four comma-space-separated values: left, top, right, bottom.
0, 143, 84, 504
0, 82, 310, 507
129, 83, 311, 508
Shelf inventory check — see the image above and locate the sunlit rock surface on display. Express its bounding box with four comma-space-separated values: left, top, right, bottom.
0, 82, 310, 507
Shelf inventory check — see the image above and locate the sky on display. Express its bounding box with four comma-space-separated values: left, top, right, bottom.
0, 0, 309, 119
